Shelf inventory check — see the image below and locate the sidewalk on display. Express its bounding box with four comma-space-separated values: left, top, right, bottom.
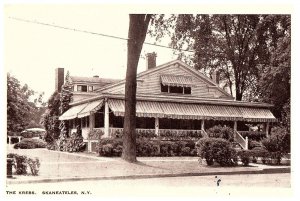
7, 147, 290, 184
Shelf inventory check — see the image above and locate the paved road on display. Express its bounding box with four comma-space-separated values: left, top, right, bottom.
6, 173, 291, 196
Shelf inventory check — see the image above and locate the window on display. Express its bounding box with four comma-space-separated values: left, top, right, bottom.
161, 85, 191, 95
170, 86, 183, 94
88, 86, 93, 92
161, 84, 168, 92
184, 87, 191, 94
77, 85, 87, 92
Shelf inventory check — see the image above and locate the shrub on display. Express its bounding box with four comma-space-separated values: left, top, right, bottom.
88, 129, 104, 140
261, 126, 290, 164
196, 138, 237, 166
98, 138, 197, 157
262, 127, 290, 153
237, 150, 252, 166
159, 130, 202, 140
248, 140, 262, 149
181, 147, 191, 156
240, 131, 266, 141
58, 131, 86, 152
14, 138, 47, 149
137, 140, 160, 157
7, 153, 40, 176
206, 125, 234, 142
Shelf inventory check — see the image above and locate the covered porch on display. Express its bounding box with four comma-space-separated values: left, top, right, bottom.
59, 97, 277, 152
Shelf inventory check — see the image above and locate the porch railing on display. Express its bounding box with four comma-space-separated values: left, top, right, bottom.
201, 129, 209, 138
98, 127, 205, 139
234, 130, 248, 150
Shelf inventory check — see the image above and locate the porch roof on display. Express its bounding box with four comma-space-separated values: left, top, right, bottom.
239, 107, 276, 122
59, 103, 89, 120
161, 75, 194, 87
59, 100, 103, 120
107, 99, 277, 122
77, 100, 104, 118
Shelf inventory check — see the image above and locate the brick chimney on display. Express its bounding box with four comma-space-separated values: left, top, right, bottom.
55, 68, 64, 92
146, 52, 157, 70
212, 70, 220, 85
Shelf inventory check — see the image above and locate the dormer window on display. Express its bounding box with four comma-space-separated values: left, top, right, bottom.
160, 75, 193, 95
77, 85, 87, 92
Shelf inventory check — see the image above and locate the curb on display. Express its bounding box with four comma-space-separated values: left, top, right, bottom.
7, 167, 290, 185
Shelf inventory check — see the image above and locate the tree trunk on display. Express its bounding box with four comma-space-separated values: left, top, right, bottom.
122, 14, 151, 163
235, 90, 243, 101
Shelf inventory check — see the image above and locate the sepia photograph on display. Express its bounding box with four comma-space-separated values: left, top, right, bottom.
2, 1, 295, 198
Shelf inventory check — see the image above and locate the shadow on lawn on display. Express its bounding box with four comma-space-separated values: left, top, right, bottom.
131, 161, 172, 171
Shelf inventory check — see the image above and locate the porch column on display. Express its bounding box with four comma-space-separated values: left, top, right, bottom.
155, 117, 159, 136
88, 114, 95, 152
233, 121, 237, 131
201, 120, 205, 131
18, 136, 22, 143
104, 100, 110, 138
88, 141, 92, 152
89, 113, 95, 129
233, 121, 237, 141
8, 136, 12, 144
266, 122, 270, 137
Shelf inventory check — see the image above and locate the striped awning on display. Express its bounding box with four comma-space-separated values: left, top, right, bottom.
108, 99, 276, 122
77, 100, 104, 118
161, 75, 194, 87
59, 103, 89, 120
239, 107, 277, 122
108, 99, 165, 118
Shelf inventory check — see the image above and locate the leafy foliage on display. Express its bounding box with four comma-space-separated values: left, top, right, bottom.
58, 126, 86, 152
196, 138, 237, 166
150, 15, 290, 102
58, 71, 73, 148
13, 138, 47, 149
7, 73, 35, 134
262, 126, 290, 154
98, 138, 197, 157
7, 153, 40, 176
240, 131, 266, 141
40, 91, 61, 143
257, 23, 291, 123
206, 125, 234, 142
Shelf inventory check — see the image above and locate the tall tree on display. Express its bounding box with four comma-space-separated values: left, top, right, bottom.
41, 91, 60, 143
59, 71, 72, 137
258, 21, 291, 125
150, 14, 290, 101
122, 14, 152, 162
7, 73, 35, 134
59, 71, 73, 149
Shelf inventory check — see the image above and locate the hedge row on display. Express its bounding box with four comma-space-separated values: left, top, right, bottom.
98, 138, 197, 157
196, 138, 285, 166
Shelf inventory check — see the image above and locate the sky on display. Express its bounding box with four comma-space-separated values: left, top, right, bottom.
4, 5, 178, 102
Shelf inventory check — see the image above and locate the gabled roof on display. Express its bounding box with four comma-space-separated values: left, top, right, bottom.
70, 76, 120, 85
95, 60, 232, 98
